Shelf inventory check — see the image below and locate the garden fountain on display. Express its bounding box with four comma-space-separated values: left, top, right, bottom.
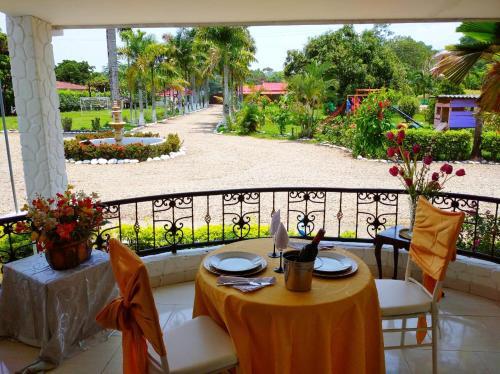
88, 100, 164, 146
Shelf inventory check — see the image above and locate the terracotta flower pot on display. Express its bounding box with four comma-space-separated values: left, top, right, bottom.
44, 238, 92, 271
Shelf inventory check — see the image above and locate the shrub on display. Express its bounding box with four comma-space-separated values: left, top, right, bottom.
424, 98, 436, 125
481, 131, 500, 161
61, 117, 72, 132
397, 96, 420, 120
64, 133, 182, 161
91, 117, 101, 131
319, 115, 355, 149
237, 103, 260, 134
58, 90, 88, 112
352, 90, 394, 158
482, 112, 500, 132
384, 128, 473, 160
75, 131, 160, 141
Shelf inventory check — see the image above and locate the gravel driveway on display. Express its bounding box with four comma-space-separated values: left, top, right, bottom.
1, 105, 499, 217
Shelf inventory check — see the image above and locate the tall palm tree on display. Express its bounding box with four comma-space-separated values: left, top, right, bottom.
106, 28, 120, 104
119, 30, 155, 125
196, 27, 256, 121
431, 22, 499, 158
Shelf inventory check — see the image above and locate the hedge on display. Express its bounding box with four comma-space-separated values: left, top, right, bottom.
481, 131, 499, 161
58, 90, 110, 112
64, 133, 182, 161
384, 129, 473, 161
74, 131, 160, 141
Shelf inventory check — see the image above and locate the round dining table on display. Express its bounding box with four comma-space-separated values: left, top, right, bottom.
193, 238, 385, 374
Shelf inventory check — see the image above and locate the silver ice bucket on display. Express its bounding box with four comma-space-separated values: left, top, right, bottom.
283, 250, 314, 292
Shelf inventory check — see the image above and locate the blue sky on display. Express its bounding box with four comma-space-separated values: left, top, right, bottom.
0, 13, 461, 72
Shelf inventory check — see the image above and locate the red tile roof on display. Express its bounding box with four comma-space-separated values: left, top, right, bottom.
243, 82, 287, 95
56, 81, 87, 90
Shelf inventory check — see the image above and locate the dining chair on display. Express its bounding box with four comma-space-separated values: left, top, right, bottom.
96, 238, 238, 374
375, 197, 464, 374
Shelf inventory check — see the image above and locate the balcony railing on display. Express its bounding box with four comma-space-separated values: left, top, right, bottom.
1, 187, 498, 265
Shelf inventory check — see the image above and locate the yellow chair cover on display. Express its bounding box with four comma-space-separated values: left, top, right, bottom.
96, 239, 166, 374
410, 197, 465, 343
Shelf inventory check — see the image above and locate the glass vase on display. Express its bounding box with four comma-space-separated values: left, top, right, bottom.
407, 195, 418, 238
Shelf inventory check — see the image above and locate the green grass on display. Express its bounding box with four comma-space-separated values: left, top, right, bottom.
2, 108, 169, 131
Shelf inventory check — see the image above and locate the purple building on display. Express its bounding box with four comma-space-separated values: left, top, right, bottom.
433, 94, 479, 130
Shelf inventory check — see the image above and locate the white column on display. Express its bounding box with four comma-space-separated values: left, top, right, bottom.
6, 15, 67, 202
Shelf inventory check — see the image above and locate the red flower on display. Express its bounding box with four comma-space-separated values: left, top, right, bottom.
402, 150, 410, 161
396, 130, 405, 145
15, 221, 28, 233
404, 178, 413, 187
378, 101, 383, 108
56, 222, 76, 241
389, 166, 399, 177
456, 169, 466, 177
423, 155, 433, 165
440, 164, 453, 174
387, 147, 396, 158
412, 144, 421, 154
432, 172, 440, 181
386, 132, 395, 141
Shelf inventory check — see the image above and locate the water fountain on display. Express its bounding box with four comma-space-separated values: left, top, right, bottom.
88, 100, 164, 146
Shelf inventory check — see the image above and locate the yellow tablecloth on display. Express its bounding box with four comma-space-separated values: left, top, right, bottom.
193, 238, 385, 374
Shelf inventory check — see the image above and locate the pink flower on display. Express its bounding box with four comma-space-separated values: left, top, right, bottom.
432, 172, 440, 181
389, 166, 399, 177
396, 130, 405, 145
404, 178, 413, 187
455, 169, 466, 176
423, 155, 433, 165
440, 164, 453, 175
387, 147, 396, 158
412, 144, 421, 154
386, 132, 395, 141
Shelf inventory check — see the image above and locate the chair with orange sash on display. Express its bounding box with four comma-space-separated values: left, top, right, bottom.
375, 197, 464, 374
96, 239, 238, 374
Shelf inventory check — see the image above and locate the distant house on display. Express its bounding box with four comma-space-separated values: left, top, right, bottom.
434, 94, 479, 130
242, 82, 287, 99
56, 81, 87, 91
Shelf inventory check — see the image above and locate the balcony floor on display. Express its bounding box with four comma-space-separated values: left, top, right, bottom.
1, 282, 499, 373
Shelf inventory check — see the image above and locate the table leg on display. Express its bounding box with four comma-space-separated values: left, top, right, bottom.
393, 245, 399, 280
374, 239, 383, 279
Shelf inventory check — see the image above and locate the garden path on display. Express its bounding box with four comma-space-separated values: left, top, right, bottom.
0, 105, 499, 217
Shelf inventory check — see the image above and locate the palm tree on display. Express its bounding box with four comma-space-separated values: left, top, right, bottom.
196, 27, 256, 121
106, 28, 120, 104
431, 22, 499, 158
119, 30, 155, 125
288, 63, 333, 138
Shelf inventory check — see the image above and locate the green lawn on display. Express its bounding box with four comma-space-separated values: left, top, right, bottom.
2, 107, 168, 131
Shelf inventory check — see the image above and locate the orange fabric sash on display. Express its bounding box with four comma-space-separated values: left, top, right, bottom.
96, 239, 166, 374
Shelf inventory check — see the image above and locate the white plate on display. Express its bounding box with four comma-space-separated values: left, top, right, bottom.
203, 256, 267, 276
314, 252, 352, 274
209, 251, 264, 273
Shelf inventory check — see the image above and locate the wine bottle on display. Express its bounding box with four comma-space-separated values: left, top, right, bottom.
298, 229, 326, 262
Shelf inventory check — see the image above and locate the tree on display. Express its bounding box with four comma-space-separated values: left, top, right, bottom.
287, 63, 333, 138
196, 26, 256, 121
284, 26, 406, 105
119, 30, 155, 125
54, 60, 94, 85
106, 28, 120, 103
0, 28, 14, 115
431, 22, 500, 158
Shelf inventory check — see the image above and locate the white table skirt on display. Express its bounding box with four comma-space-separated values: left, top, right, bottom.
0, 250, 118, 364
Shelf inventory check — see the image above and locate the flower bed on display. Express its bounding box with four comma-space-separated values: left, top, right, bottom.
64, 133, 182, 162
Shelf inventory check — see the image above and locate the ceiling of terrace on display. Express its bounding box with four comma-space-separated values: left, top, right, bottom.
0, 0, 499, 29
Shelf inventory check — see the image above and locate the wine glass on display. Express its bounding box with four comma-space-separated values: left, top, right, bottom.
274, 223, 289, 273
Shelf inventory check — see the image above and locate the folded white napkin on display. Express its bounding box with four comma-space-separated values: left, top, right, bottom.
217, 276, 276, 293
275, 222, 289, 250
270, 209, 281, 236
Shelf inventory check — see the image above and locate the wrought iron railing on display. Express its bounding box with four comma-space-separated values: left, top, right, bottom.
1, 187, 498, 264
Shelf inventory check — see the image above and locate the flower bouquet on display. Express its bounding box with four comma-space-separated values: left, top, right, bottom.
15, 186, 105, 270
386, 130, 466, 237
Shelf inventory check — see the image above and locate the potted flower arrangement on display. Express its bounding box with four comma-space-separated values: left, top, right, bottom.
15, 186, 105, 270
386, 129, 466, 238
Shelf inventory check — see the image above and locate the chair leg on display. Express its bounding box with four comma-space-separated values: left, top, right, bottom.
400, 317, 406, 347
431, 310, 438, 374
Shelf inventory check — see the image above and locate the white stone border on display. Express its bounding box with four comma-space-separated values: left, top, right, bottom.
318, 142, 500, 165
65, 146, 187, 165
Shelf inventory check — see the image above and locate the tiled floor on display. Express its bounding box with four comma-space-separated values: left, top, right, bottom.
1, 282, 499, 374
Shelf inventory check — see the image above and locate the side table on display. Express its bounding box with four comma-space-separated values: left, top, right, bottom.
373, 225, 410, 279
